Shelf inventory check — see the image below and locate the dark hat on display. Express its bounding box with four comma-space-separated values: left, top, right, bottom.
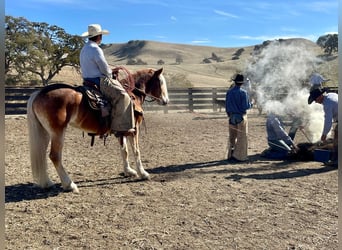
308, 87, 325, 104
233, 74, 244, 84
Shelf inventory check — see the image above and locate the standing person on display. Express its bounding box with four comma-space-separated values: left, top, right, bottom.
80, 24, 135, 137
225, 74, 252, 162
308, 87, 338, 165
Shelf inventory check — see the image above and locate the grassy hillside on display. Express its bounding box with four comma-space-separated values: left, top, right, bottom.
54, 39, 338, 89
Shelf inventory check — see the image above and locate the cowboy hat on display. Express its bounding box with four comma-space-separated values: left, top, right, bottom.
308, 87, 326, 104
233, 74, 244, 84
309, 73, 329, 86
81, 24, 109, 38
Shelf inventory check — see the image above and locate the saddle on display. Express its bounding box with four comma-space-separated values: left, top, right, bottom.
78, 80, 144, 146
76, 83, 110, 117
81, 80, 144, 115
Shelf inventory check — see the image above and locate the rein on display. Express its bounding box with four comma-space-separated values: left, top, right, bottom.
113, 66, 163, 103
133, 87, 161, 103
112, 66, 135, 91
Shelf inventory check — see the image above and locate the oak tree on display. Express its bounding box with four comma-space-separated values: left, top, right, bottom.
5, 16, 84, 85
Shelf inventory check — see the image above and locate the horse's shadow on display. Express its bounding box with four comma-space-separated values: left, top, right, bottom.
5, 183, 62, 203
5, 175, 144, 203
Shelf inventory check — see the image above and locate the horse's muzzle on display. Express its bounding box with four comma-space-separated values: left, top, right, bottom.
159, 98, 169, 105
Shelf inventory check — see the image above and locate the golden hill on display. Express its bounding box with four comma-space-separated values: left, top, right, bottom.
55, 38, 338, 88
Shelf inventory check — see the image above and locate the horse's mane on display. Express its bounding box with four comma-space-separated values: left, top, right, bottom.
39, 83, 77, 94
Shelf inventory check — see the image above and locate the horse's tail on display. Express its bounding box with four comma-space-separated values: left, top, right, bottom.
27, 91, 51, 188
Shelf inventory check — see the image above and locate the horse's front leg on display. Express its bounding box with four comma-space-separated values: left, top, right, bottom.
128, 133, 150, 180
118, 136, 138, 178
50, 133, 79, 193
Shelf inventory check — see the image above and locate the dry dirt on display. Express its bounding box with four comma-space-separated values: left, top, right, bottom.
5, 109, 338, 249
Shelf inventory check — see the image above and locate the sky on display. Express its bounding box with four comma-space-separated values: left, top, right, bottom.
5, 0, 338, 48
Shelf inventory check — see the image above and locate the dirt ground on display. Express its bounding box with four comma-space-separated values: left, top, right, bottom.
5, 109, 338, 249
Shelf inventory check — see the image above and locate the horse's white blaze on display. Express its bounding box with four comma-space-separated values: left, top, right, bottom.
159, 74, 169, 104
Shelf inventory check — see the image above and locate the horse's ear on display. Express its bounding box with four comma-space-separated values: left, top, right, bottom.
156, 68, 163, 75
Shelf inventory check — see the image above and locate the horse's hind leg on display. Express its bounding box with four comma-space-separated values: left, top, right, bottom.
128, 134, 150, 180
49, 132, 79, 192
118, 137, 138, 178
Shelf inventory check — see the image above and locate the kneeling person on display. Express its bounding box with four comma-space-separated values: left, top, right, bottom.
262, 113, 298, 159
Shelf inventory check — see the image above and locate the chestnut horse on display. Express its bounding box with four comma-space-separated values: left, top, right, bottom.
27, 68, 169, 193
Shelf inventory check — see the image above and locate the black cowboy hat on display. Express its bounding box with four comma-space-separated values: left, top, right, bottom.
233, 74, 244, 84
308, 87, 326, 104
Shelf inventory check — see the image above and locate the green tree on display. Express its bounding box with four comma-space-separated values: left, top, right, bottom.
5, 15, 84, 86
175, 56, 183, 64
157, 59, 165, 65
316, 34, 338, 55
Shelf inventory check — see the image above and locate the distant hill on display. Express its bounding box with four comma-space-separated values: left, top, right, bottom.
55, 38, 338, 88
101, 40, 255, 88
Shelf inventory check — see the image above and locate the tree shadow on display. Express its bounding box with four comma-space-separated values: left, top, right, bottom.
225, 164, 336, 181
75, 174, 145, 189
317, 54, 337, 62
148, 159, 228, 174
192, 112, 227, 120
193, 116, 227, 120
110, 40, 146, 59
148, 153, 287, 175
148, 153, 337, 182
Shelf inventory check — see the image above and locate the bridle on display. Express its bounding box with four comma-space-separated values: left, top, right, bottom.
113, 66, 163, 103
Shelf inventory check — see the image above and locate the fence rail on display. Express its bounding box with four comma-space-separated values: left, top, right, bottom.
5, 87, 41, 115
5, 86, 228, 115
5, 86, 338, 115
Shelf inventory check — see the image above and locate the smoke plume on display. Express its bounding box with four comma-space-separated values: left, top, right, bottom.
245, 40, 326, 142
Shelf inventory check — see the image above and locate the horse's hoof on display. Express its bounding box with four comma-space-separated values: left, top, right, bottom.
124, 169, 138, 178
140, 173, 151, 180
63, 182, 79, 193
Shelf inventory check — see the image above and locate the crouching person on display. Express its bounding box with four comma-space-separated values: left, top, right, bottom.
261, 113, 298, 160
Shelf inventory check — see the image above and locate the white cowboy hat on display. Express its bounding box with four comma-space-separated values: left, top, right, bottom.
81, 24, 109, 38
309, 73, 329, 86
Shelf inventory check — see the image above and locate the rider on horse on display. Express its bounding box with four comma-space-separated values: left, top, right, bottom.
80, 24, 135, 137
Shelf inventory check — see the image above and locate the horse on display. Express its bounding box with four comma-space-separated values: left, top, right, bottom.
27, 67, 169, 193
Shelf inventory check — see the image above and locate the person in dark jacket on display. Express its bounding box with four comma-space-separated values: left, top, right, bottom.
261, 113, 298, 159
225, 74, 252, 162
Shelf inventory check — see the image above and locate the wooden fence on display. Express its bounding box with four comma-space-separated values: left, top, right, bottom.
5, 86, 338, 115
5, 87, 228, 115
5, 87, 41, 115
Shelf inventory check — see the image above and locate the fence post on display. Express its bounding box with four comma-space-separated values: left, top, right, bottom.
163, 104, 168, 114
212, 88, 218, 112
188, 88, 193, 112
